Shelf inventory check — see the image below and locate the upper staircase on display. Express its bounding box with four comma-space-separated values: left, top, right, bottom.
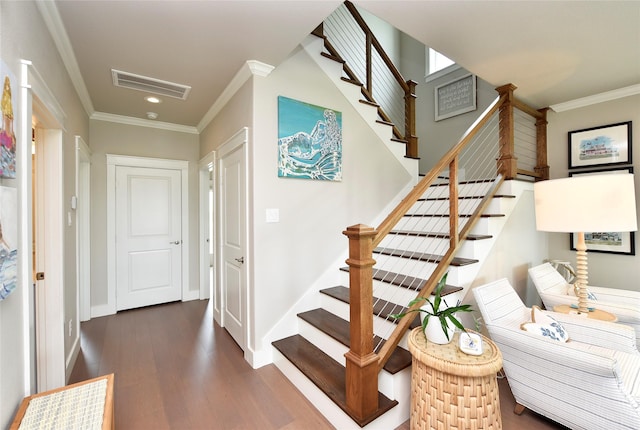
272, 2, 550, 428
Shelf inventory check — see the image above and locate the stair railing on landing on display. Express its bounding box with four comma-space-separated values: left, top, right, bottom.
315, 1, 418, 158
342, 86, 549, 422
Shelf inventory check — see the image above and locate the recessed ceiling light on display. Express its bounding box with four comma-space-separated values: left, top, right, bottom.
145, 96, 162, 104
146, 112, 158, 120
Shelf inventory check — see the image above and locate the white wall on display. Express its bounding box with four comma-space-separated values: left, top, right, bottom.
199, 79, 253, 158
249, 45, 413, 361
0, 1, 89, 427
468, 189, 548, 305
546, 94, 640, 291
88, 120, 200, 313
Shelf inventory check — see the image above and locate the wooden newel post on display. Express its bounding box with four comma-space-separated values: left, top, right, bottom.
535, 108, 550, 181
343, 224, 379, 421
405, 80, 419, 159
496, 84, 518, 179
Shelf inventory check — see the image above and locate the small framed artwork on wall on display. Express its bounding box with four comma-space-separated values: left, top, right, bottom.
568, 121, 632, 169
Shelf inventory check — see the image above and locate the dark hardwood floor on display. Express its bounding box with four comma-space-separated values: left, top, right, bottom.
70, 300, 564, 429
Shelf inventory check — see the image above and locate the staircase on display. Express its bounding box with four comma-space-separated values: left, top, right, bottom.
272, 179, 532, 429
301, 33, 419, 179
271, 4, 547, 428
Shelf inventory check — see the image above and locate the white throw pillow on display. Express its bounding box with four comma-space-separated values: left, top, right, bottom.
520, 305, 570, 342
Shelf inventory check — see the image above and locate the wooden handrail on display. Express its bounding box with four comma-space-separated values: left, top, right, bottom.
373, 95, 506, 247
341, 1, 418, 157
375, 175, 504, 369
343, 2, 409, 93
330, 21, 548, 415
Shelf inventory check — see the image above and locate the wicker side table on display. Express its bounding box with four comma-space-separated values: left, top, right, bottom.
407, 328, 503, 430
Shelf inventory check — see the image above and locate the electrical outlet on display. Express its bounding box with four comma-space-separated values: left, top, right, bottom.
68, 320, 73, 337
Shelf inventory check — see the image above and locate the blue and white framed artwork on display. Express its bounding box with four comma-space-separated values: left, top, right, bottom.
278, 96, 342, 181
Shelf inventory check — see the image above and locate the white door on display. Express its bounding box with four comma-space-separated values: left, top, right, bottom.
219, 131, 246, 348
115, 166, 182, 311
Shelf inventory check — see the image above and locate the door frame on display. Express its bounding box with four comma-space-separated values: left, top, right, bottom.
23, 60, 67, 391
76, 136, 91, 321
198, 151, 215, 300
215, 128, 249, 341
105, 155, 190, 315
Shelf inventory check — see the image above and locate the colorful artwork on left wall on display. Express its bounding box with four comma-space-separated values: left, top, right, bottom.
0, 61, 17, 179
277, 96, 342, 181
0, 186, 18, 300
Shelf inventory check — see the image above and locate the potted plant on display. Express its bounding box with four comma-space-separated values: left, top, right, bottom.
391, 272, 472, 344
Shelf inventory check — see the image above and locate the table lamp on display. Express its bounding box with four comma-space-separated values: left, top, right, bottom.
534, 174, 637, 314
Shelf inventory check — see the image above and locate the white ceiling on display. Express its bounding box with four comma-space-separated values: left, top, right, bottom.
47, 0, 640, 130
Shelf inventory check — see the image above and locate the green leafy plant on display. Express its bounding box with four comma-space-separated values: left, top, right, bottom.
390, 272, 472, 341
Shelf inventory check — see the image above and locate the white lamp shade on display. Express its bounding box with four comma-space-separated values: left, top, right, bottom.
534, 174, 638, 233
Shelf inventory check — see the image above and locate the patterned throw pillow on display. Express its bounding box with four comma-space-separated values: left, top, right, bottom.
520, 305, 569, 342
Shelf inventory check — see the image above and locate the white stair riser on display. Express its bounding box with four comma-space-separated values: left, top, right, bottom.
319, 294, 412, 350
298, 318, 347, 366
454, 239, 493, 260
380, 235, 490, 259
395, 216, 472, 233
406, 196, 511, 216
379, 235, 452, 255
372, 254, 441, 280
421, 182, 494, 199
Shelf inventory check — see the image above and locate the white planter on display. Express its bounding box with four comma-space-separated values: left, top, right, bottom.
423, 315, 455, 344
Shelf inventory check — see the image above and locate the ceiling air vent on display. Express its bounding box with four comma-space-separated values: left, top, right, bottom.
111, 69, 191, 100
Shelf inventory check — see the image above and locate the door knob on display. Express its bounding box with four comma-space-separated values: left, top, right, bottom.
170, 240, 181, 245
234, 257, 244, 264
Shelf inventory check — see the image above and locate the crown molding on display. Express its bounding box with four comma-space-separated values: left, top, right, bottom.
197, 60, 274, 133
550, 84, 640, 112
36, 0, 94, 116
24, 60, 67, 130
246, 60, 276, 77
91, 112, 198, 134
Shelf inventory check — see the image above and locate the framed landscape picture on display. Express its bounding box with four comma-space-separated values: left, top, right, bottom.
569, 167, 635, 255
568, 121, 632, 169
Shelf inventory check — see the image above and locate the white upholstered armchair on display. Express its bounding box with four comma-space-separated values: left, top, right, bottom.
529, 262, 640, 347
473, 278, 640, 430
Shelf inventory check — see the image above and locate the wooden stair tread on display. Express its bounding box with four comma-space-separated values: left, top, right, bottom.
298, 308, 413, 374
272, 335, 398, 427
388, 230, 492, 240
373, 247, 478, 266
418, 194, 514, 201
359, 99, 379, 108
320, 51, 344, 64
403, 213, 505, 218
338, 268, 464, 294
429, 178, 496, 186
340, 76, 362, 86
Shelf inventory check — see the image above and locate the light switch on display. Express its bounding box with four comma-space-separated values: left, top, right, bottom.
266, 208, 279, 223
